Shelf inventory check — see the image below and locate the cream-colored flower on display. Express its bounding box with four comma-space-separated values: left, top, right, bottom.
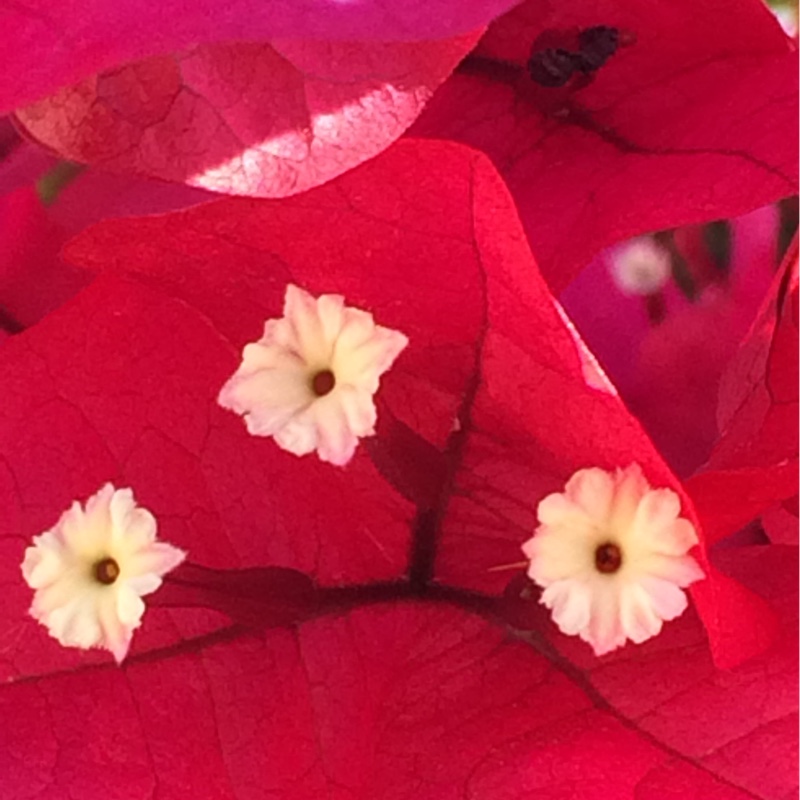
609, 237, 671, 296
218, 283, 408, 466
522, 464, 704, 655
21, 484, 185, 663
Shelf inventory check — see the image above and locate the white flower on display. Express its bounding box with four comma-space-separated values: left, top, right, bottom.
522, 464, 704, 656
21, 484, 185, 663
218, 283, 408, 466
609, 237, 671, 296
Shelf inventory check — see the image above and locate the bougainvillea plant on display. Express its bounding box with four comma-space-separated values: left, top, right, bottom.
0, 2, 797, 799
0, 139, 796, 797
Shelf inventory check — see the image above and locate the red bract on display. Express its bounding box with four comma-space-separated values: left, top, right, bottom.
687, 238, 799, 545
63, 140, 776, 667
0, 141, 794, 796
713, 238, 798, 472
410, 0, 799, 290
0, 0, 520, 114
15, 35, 481, 197
1, 547, 795, 798
501, 544, 798, 799
0, 187, 89, 330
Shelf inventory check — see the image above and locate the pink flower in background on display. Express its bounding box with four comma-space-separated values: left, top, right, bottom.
562, 206, 784, 476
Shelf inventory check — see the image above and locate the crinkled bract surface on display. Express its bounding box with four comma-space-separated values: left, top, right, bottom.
0, 549, 796, 799
15, 35, 481, 198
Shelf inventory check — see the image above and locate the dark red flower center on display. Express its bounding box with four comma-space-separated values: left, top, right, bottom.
311, 369, 336, 397
93, 557, 121, 585
594, 542, 623, 574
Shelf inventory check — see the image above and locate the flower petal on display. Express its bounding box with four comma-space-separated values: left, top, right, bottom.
541, 579, 592, 636
313, 397, 361, 466
638, 575, 691, 623
620, 582, 665, 644
221, 370, 312, 435
564, 468, 616, 524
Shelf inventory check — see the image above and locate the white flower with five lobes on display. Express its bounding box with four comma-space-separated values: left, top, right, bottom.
218, 284, 409, 466
522, 464, 705, 655
21, 484, 185, 663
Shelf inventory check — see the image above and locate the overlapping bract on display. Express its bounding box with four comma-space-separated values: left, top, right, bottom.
687, 240, 799, 546
12, 0, 797, 251
411, 0, 799, 289
15, 37, 481, 197
0, 0, 519, 114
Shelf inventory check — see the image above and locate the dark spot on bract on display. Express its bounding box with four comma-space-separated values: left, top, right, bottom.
527, 25, 625, 89
576, 26, 620, 73
594, 542, 623, 574
311, 369, 336, 397
527, 47, 579, 87
93, 557, 120, 585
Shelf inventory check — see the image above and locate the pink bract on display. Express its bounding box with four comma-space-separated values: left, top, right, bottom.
0, 0, 520, 113
15, 36, 482, 197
